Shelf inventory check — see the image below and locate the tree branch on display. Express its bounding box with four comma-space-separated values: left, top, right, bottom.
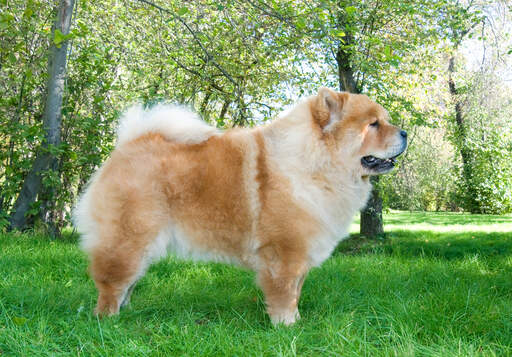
135, 0, 240, 91
241, 0, 297, 29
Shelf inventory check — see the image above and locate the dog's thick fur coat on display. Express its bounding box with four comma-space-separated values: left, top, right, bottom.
74, 88, 406, 325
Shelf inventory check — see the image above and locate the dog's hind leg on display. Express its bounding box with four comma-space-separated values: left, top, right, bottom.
91, 241, 145, 316
90, 224, 167, 316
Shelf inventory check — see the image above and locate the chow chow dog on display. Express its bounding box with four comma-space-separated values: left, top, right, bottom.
74, 87, 407, 325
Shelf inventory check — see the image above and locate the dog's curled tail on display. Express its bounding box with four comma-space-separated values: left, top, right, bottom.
116, 104, 219, 147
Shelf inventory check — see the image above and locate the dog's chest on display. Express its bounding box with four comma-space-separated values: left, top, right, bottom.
289, 174, 372, 266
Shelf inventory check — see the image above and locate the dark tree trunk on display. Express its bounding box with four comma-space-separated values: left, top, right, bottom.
233, 96, 248, 127
199, 92, 211, 116
360, 176, 384, 237
335, 43, 384, 238
39, 157, 62, 237
336, 40, 358, 94
448, 55, 477, 212
360, 181, 384, 237
218, 99, 231, 125
8, 0, 75, 231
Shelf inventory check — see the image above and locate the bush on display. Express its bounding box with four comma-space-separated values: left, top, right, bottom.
380, 126, 460, 212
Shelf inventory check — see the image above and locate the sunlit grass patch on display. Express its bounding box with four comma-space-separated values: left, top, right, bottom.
350, 210, 512, 233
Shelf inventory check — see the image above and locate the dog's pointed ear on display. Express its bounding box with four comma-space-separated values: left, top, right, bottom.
314, 87, 349, 130
319, 87, 340, 112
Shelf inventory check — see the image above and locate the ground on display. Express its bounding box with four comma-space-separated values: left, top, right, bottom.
1, 211, 511, 356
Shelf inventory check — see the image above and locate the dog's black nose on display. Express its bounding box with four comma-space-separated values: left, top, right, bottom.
400, 130, 407, 138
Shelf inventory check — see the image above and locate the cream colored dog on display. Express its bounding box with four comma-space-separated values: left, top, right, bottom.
74, 87, 407, 325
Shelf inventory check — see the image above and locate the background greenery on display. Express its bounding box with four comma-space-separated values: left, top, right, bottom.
1, 0, 511, 234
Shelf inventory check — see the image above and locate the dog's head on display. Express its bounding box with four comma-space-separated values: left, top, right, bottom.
311, 87, 407, 175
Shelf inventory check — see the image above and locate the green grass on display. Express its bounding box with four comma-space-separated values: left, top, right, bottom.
1, 212, 512, 356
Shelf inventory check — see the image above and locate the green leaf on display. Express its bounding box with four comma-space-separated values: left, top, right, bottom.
177, 7, 188, 16
345, 6, 357, 16
384, 45, 392, 58
23, 7, 34, 18
53, 29, 74, 48
53, 29, 65, 47
0, 12, 15, 29
296, 18, 306, 30
333, 30, 346, 38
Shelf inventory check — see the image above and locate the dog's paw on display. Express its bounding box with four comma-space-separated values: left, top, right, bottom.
270, 308, 300, 326
94, 304, 120, 317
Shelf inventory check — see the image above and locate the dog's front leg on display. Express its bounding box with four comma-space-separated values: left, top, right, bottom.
258, 268, 306, 326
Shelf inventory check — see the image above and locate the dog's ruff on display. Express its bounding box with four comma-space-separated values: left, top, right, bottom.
74, 88, 406, 325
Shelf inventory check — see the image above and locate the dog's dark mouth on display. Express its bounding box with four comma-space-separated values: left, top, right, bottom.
361, 154, 401, 172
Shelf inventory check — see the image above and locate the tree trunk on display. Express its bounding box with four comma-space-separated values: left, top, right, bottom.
336, 39, 358, 94
218, 99, 231, 125
38, 157, 62, 237
360, 176, 384, 237
335, 43, 384, 238
199, 92, 212, 116
8, 0, 75, 231
448, 55, 477, 212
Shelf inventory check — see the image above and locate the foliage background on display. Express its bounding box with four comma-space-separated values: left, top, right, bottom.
1, 0, 511, 232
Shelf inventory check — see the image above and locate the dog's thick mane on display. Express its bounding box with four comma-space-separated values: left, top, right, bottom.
116, 104, 219, 146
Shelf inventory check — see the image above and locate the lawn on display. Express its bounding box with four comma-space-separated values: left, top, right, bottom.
1, 211, 512, 356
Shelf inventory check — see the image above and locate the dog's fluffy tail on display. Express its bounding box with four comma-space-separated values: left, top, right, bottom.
116, 104, 218, 146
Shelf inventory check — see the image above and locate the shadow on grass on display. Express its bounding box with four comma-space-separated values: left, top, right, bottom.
134, 260, 262, 315
337, 230, 512, 261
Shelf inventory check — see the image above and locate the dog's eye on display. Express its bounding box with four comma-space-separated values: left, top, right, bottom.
370, 120, 379, 127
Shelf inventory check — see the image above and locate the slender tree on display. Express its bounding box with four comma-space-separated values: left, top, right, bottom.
9, 0, 75, 232
443, 1, 482, 212
333, 14, 384, 237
